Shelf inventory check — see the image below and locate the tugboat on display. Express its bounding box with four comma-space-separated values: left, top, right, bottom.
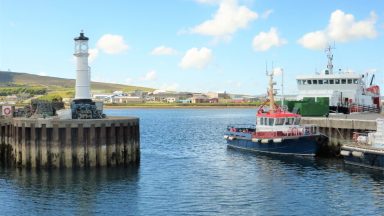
341, 118, 384, 170
224, 70, 324, 156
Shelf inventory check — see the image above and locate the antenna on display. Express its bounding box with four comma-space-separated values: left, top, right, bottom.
281, 68, 284, 108
325, 43, 335, 74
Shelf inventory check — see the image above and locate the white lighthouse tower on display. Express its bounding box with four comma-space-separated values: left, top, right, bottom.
74, 31, 91, 100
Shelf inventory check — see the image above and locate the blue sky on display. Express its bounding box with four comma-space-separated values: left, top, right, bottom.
0, 0, 383, 95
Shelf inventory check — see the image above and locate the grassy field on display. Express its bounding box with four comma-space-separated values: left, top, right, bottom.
0, 71, 155, 95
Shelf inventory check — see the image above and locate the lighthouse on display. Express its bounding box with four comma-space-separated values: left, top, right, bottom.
71, 31, 104, 119
74, 31, 91, 100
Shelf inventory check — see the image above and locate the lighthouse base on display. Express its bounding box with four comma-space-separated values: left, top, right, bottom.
71, 99, 105, 119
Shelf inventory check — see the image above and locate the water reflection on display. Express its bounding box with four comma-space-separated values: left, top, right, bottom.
0, 166, 140, 215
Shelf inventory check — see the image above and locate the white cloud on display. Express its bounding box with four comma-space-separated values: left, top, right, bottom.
252, 27, 287, 51
189, 0, 258, 40
88, 48, 99, 62
150, 46, 177, 56
261, 9, 273, 19
298, 31, 328, 50
179, 47, 213, 70
96, 34, 129, 54
141, 70, 157, 81
298, 10, 378, 50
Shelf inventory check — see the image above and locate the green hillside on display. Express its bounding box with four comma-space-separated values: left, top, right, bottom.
0, 71, 155, 93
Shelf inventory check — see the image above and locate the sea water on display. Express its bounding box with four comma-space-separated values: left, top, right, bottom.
0, 108, 383, 216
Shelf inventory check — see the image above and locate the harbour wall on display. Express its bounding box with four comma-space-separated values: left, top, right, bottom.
0, 117, 140, 168
302, 116, 376, 155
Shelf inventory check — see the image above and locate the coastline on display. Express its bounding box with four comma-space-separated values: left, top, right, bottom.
104, 104, 259, 109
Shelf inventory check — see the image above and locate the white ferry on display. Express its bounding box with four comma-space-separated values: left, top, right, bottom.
296, 46, 380, 114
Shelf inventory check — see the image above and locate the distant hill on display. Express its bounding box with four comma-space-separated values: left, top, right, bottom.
0, 71, 155, 92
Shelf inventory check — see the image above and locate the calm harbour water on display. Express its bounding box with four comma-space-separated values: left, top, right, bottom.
0, 108, 383, 216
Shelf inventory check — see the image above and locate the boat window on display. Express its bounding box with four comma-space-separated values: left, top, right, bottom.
302, 80, 307, 85
275, 118, 284, 125
269, 118, 274, 126
297, 80, 301, 85
318, 80, 323, 84
347, 79, 352, 84
313, 80, 317, 84
353, 79, 358, 84
307, 80, 312, 84
341, 79, 346, 84
285, 118, 294, 125
257, 118, 261, 125
335, 79, 340, 84
295, 118, 301, 125
330, 79, 334, 84
323, 79, 328, 84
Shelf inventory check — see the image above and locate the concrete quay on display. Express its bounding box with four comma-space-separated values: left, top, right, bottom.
302, 113, 382, 154
0, 117, 140, 169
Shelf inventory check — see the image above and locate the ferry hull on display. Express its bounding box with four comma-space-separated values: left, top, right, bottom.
226, 136, 321, 156
341, 146, 384, 170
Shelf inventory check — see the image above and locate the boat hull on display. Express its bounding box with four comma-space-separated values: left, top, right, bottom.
226, 135, 321, 156
341, 146, 384, 170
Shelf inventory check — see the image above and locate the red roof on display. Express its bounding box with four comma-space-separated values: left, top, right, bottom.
257, 111, 300, 118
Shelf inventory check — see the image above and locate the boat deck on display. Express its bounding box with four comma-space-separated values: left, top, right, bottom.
342, 143, 384, 155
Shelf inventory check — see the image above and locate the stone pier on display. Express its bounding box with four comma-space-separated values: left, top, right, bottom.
302, 114, 377, 154
0, 117, 140, 168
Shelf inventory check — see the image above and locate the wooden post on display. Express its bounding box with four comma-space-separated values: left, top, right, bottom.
41, 124, 48, 168
99, 124, 107, 167
65, 124, 72, 168
77, 124, 84, 167
21, 123, 26, 167
30, 123, 36, 168
89, 124, 96, 167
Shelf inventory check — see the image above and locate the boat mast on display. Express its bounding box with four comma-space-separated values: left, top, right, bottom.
269, 70, 275, 114
325, 44, 335, 74
281, 68, 284, 109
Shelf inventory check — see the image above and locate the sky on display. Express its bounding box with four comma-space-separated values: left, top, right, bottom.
0, 0, 383, 95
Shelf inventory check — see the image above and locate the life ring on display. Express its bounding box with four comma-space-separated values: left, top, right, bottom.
3, 107, 11, 115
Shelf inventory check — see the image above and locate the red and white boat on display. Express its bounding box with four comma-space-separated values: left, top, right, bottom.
224, 70, 325, 156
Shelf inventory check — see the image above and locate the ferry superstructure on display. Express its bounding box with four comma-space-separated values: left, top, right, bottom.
296, 46, 380, 113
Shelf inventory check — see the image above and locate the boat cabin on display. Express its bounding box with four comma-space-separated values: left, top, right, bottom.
256, 111, 301, 130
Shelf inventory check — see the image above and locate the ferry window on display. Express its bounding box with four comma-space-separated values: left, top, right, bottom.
307, 80, 312, 84
257, 118, 261, 125
330, 79, 334, 84
341, 79, 346, 84
335, 79, 340, 84
347, 79, 352, 84
313, 80, 317, 84
323, 79, 328, 84
353, 79, 358, 84
297, 80, 301, 85
318, 80, 323, 84
275, 118, 284, 125
269, 118, 274, 126
302, 80, 307, 85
